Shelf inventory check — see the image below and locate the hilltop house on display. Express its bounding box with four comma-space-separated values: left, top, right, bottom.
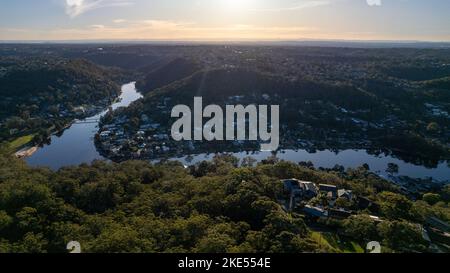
283, 179, 319, 211
281, 179, 355, 220
319, 184, 338, 199
338, 189, 353, 201
329, 208, 353, 219
427, 217, 450, 233
303, 205, 328, 219
283, 179, 318, 200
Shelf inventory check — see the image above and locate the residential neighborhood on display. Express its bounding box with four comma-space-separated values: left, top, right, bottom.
280, 178, 450, 252
281, 179, 357, 218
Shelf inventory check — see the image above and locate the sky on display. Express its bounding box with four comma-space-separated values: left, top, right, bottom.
0, 0, 449, 41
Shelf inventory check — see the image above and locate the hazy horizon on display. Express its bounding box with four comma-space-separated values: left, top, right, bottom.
1, 0, 450, 42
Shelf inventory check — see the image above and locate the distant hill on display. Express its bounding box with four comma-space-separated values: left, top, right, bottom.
0, 57, 120, 100
0, 57, 122, 143
147, 67, 378, 110
425, 76, 450, 90
383, 65, 450, 81
136, 58, 202, 94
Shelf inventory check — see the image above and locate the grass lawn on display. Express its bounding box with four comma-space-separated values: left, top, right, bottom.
6, 134, 35, 153
311, 231, 365, 253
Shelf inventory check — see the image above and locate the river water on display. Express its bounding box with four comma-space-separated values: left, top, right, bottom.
26, 82, 142, 169
26, 82, 450, 182
169, 150, 449, 182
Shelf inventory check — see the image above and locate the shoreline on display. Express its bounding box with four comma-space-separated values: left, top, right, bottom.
15, 145, 39, 158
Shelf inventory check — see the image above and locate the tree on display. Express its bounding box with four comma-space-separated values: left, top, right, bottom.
16, 207, 41, 233
195, 232, 236, 253
378, 192, 412, 220
422, 193, 441, 206
343, 215, 378, 243
441, 185, 450, 203
17, 232, 48, 253
386, 163, 399, 175
89, 226, 155, 253
0, 211, 13, 232
141, 167, 163, 184
251, 199, 281, 226
310, 193, 329, 208
241, 156, 257, 167
410, 201, 433, 223
426, 122, 440, 134
336, 197, 352, 209
270, 231, 318, 253
263, 212, 307, 237
377, 221, 426, 252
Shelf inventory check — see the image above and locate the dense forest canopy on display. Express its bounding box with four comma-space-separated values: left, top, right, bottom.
0, 152, 448, 253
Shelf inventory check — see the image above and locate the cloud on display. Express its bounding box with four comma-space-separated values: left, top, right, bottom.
1, 20, 319, 41
366, 0, 382, 6
113, 19, 127, 24
65, 0, 134, 18
250, 0, 331, 12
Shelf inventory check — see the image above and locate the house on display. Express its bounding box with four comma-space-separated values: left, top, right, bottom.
428, 228, 450, 245
299, 181, 319, 199
303, 205, 328, 218
369, 215, 383, 223
283, 179, 301, 195
141, 114, 150, 123
282, 179, 318, 199
73, 106, 86, 116
153, 134, 169, 141
357, 196, 375, 210
338, 189, 353, 201
99, 131, 111, 140
329, 208, 352, 219
319, 184, 338, 199
140, 123, 160, 130
427, 217, 450, 233
283, 179, 319, 211
357, 196, 371, 209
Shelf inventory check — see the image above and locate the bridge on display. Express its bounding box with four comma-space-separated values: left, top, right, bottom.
74, 118, 101, 125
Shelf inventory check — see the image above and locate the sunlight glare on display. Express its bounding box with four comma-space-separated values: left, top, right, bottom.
220, 0, 255, 12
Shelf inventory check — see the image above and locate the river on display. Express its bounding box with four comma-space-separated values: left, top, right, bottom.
26, 82, 450, 182
168, 150, 449, 182
26, 82, 142, 169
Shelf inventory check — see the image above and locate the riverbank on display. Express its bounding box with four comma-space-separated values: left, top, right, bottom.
25, 82, 142, 170
13, 122, 73, 159
15, 146, 39, 158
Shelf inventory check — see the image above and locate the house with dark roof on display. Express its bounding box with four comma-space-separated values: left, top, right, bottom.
303, 205, 328, 218
283, 179, 302, 195
319, 184, 338, 199
329, 208, 352, 219
283, 179, 318, 199
427, 217, 450, 233
282, 179, 319, 211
